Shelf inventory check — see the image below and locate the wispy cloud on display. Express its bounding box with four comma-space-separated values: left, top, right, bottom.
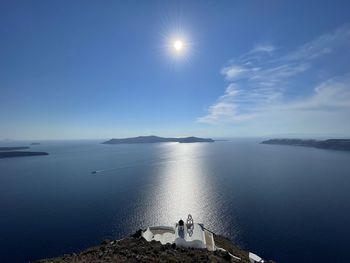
250, 43, 276, 54
281, 25, 350, 62
197, 84, 256, 124
197, 24, 350, 130
286, 75, 350, 111
221, 66, 247, 81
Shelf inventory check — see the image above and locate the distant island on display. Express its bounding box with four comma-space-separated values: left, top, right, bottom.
30, 142, 41, 145
261, 138, 350, 152
0, 146, 48, 158
103, 135, 214, 144
0, 151, 49, 158
0, 146, 30, 151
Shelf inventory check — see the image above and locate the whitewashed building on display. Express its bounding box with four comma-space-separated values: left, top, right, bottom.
142, 214, 265, 262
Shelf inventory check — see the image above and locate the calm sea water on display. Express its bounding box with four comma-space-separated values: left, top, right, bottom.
1, 139, 350, 262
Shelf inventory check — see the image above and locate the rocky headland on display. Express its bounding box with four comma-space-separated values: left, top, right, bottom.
261, 138, 350, 152
34, 230, 275, 263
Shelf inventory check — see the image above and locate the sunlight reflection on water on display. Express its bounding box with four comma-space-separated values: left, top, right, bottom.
140, 143, 222, 228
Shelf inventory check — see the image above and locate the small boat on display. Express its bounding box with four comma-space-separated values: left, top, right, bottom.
91, 171, 97, 174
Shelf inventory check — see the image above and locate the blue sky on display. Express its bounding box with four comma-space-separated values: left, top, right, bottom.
1, 0, 350, 139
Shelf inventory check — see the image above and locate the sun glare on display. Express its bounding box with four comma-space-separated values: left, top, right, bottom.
161, 29, 192, 61
174, 40, 183, 51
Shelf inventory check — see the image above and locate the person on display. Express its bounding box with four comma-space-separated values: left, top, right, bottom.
186, 214, 193, 226
178, 219, 185, 238
186, 214, 194, 237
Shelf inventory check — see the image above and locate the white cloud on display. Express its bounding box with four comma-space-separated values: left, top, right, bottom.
197, 84, 256, 124
250, 44, 276, 54
286, 76, 350, 111
221, 66, 247, 81
197, 101, 255, 124
197, 24, 350, 130
221, 84, 240, 98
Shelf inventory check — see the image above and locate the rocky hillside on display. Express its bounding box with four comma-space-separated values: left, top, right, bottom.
34, 230, 275, 263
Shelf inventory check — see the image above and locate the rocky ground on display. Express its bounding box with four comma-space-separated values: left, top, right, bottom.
34, 230, 275, 263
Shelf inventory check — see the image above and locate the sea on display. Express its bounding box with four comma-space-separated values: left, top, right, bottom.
0, 139, 350, 262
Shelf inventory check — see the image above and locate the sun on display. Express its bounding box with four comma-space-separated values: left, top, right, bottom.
173, 40, 183, 51
159, 21, 193, 61
162, 32, 192, 61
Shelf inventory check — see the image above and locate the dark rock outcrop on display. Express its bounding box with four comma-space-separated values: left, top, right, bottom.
34, 231, 275, 263
261, 138, 350, 152
103, 135, 214, 144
